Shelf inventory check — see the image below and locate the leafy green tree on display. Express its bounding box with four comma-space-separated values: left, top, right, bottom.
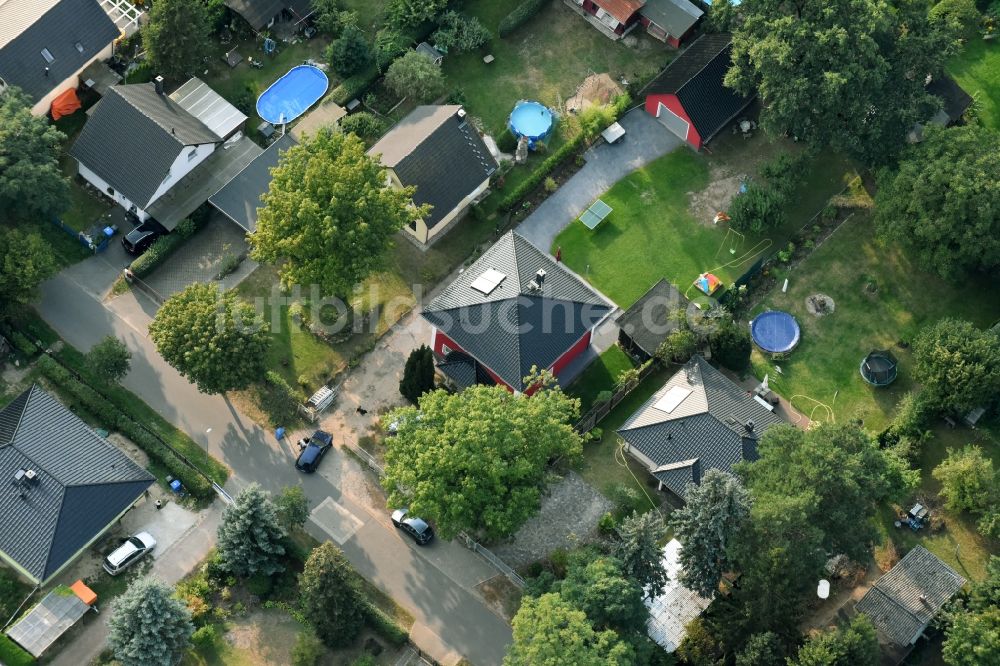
728, 183, 785, 234
399, 345, 435, 403
676, 617, 723, 666
291, 626, 325, 666
86, 336, 132, 384
327, 24, 371, 76
875, 126, 1000, 278
942, 607, 1000, 666
912, 318, 1000, 415
142, 0, 213, 80
671, 469, 751, 597
705, 0, 740, 32
298, 542, 364, 647
313, 0, 355, 36
383, 380, 582, 539
788, 615, 879, 666
933, 446, 997, 514
107, 577, 194, 666
276, 485, 310, 530
978, 509, 1000, 540
432, 12, 492, 52
339, 111, 384, 140
656, 328, 698, 364
252, 130, 423, 297
559, 555, 646, 632
709, 318, 752, 372
931, 0, 982, 40
385, 51, 446, 103
387, 0, 448, 27
0, 228, 57, 307
216, 483, 286, 577
969, 556, 1000, 613
0, 88, 68, 222
504, 593, 634, 666
726, 0, 954, 165
738, 423, 917, 561
613, 510, 670, 600
374, 27, 409, 71
149, 283, 269, 394
735, 631, 784, 666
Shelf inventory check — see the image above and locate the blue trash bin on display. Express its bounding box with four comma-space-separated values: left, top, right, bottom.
170, 479, 183, 493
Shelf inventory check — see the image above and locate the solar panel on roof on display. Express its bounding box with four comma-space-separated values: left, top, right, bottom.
654, 386, 692, 413
470, 268, 507, 295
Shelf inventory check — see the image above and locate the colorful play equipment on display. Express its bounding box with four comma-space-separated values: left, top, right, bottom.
750, 310, 801, 354
508, 100, 554, 149
693, 272, 722, 296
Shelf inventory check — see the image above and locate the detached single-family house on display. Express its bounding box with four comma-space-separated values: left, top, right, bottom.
422, 231, 615, 394
644, 33, 755, 150
71, 76, 263, 230
224, 0, 314, 31
565, 0, 703, 46
618, 355, 782, 500
617, 278, 690, 362
0, 0, 141, 117
0, 385, 153, 586
855, 545, 965, 664
368, 105, 498, 246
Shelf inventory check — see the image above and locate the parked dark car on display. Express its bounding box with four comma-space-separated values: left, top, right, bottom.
121, 221, 162, 255
295, 430, 334, 472
391, 508, 434, 545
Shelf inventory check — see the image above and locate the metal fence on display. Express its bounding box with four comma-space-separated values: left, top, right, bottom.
50, 217, 111, 253
457, 532, 526, 589
574, 360, 658, 434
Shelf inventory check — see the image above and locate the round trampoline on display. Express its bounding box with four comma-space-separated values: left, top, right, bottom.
750, 311, 801, 354
860, 350, 898, 386
508, 100, 554, 149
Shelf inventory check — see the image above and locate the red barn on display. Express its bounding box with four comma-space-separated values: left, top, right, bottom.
644, 33, 755, 150
566, 0, 703, 47
422, 232, 614, 395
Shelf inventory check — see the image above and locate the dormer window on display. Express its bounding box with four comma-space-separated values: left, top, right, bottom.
41, 48, 54, 64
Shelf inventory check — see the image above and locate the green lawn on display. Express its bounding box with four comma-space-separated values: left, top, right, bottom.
565, 344, 636, 413
948, 38, 1000, 130
751, 212, 1000, 433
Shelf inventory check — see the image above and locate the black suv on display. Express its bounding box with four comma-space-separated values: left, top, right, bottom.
295, 430, 334, 472
122, 221, 162, 255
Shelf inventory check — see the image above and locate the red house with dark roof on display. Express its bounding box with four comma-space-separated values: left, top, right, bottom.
644, 33, 755, 150
565, 0, 703, 47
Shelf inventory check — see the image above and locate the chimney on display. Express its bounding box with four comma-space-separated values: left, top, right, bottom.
457, 108, 467, 121
154, 75, 164, 95
44, 67, 50, 77
535, 269, 546, 286
919, 594, 929, 605
745, 420, 755, 433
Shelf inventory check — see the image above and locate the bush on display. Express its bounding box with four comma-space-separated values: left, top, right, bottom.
291, 628, 325, 666
130, 217, 201, 278
577, 103, 616, 141
264, 371, 301, 426
0, 634, 34, 666
190, 624, 219, 651
340, 111, 384, 140
385, 51, 446, 102
709, 319, 752, 372
759, 151, 808, 198
352, 656, 378, 666
362, 603, 408, 646
728, 183, 785, 234
329, 68, 379, 106
247, 572, 275, 598
328, 24, 372, 76
496, 128, 518, 153
607, 483, 649, 519
432, 11, 491, 52
233, 82, 258, 116
499, 0, 550, 37
598, 511, 617, 536
498, 133, 586, 211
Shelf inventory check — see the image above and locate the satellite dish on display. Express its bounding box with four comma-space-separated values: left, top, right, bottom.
817, 579, 830, 599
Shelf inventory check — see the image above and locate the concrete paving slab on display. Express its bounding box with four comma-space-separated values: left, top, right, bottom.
310, 496, 365, 545
120, 501, 199, 559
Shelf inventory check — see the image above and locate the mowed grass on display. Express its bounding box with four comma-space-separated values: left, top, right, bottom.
948, 37, 1000, 130
565, 344, 636, 413
751, 212, 1000, 433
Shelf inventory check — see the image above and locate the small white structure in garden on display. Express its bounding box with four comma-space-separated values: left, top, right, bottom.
644, 538, 712, 652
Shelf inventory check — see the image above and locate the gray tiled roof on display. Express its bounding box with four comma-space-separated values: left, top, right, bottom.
210, 134, 296, 233
641, 0, 703, 39
0, 0, 119, 104
224, 0, 285, 30
423, 232, 613, 391
0, 386, 153, 583
618, 356, 783, 498
70, 83, 220, 208
616, 278, 689, 358
369, 106, 498, 230
856, 546, 965, 646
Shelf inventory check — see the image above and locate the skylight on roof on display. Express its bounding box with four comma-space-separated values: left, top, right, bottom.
654, 386, 693, 414
470, 268, 507, 295
74, 42, 84, 53
41, 48, 54, 64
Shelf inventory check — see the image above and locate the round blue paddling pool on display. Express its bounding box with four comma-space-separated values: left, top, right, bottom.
508, 100, 554, 149
256, 65, 329, 125
750, 310, 801, 354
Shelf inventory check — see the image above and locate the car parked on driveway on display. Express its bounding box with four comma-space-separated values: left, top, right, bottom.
121, 221, 162, 255
295, 430, 334, 472
103, 531, 156, 575
391, 508, 434, 545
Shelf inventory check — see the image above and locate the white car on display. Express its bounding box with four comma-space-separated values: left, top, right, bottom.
103, 531, 156, 575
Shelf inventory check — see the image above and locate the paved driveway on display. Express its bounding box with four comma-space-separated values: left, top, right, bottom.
516, 107, 683, 252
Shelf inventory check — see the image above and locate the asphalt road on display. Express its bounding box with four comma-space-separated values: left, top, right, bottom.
35, 255, 512, 666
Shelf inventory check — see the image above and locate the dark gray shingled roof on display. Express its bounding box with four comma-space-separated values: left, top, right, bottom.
70, 83, 220, 208
0, 386, 153, 583
423, 232, 613, 391
618, 356, 783, 498
369, 106, 498, 231
616, 278, 689, 358
645, 33, 755, 144
0, 0, 119, 105
927, 74, 973, 125
224, 0, 285, 30
856, 546, 965, 647
640, 0, 703, 39
210, 133, 296, 233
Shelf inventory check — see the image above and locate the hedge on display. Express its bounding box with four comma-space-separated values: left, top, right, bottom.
363, 602, 408, 647
130, 216, 199, 278
0, 634, 35, 666
329, 67, 380, 106
498, 133, 586, 211
499, 0, 551, 37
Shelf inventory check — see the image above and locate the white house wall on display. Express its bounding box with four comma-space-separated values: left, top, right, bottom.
29, 42, 114, 116
424, 177, 490, 243
145, 141, 216, 207
77, 161, 152, 221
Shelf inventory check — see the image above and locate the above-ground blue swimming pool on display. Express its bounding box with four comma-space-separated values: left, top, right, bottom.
750, 311, 801, 354
508, 100, 554, 149
256, 65, 329, 125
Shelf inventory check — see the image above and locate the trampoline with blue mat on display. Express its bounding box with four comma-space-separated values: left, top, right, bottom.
508, 100, 554, 149
750, 310, 800, 354
256, 65, 329, 125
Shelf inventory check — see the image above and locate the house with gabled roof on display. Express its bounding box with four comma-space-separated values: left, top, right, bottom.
618, 355, 783, 500
368, 105, 498, 246
564, 0, 703, 46
0, 385, 153, 586
225, 0, 314, 31
644, 33, 755, 150
422, 231, 615, 394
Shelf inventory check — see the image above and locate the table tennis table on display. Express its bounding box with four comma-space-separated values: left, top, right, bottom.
579, 199, 613, 229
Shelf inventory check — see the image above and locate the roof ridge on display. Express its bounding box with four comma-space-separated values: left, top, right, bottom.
678, 37, 732, 96
506, 233, 526, 388
113, 84, 206, 147
0, 384, 34, 446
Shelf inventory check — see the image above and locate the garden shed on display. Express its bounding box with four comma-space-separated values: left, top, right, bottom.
617, 278, 689, 361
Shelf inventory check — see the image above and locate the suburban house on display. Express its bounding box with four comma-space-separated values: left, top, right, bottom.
617, 278, 690, 362
224, 0, 314, 31
422, 231, 615, 394
644, 33, 755, 150
645, 539, 712, 652
368, 105, 499, 246
0, 0, 141, 116
855, 545, 965, 664
0, 385, 154, 586
564, 0, 703, 46
210, 133, 297, 233
71, 76, 263, 230
908, 74, 974, 143
618, 355, 783, 500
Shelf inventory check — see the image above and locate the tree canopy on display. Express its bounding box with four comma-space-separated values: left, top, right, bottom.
86, 336, 132, 384
251, 130, 423, 297
142, 0, 213, 80
558, 555, 647, 633
726, 0, 954, 165
912, 318, 1000, 415
788, 615, 879, 666
875, 125, 1000, 278
328, 24, 371, 76
0, 228, 57, 307
612, 510, 670, 601
276, 485, 310, 530
298, 542, 365, 647
216, 483, 286, 577
432, 12, 492, 52
149, 283, 269, 394
933, 445, 997, 514
387, 0, 448, 27
107, 577, 193, 666
0, 88, 68, 222
943, 557, 1000, 665
399, 344, 435, 404
385, 51, 447, 103
383, 378, 582, 540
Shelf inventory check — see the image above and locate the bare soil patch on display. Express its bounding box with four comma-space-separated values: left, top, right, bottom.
805, 294, 836, 317
688, 173, 744, 226
565, 73, 623, 114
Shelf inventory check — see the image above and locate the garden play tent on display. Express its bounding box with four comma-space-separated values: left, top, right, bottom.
693, 272, 722, 296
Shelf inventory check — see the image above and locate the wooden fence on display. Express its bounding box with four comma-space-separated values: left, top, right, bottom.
574, 360, 658, 434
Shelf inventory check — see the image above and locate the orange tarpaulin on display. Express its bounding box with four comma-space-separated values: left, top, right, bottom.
69, 579, 97, 606
50, 88, 81, 120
